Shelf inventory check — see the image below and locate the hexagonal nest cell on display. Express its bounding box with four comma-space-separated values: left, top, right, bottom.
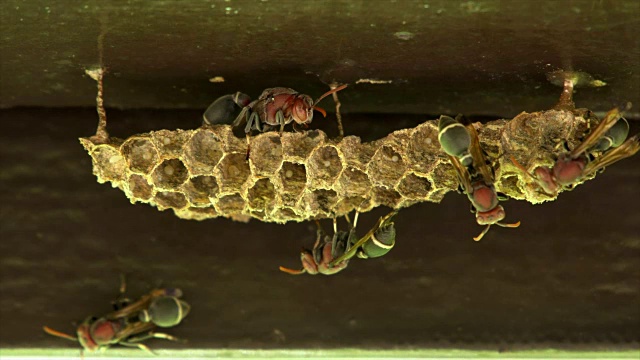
121, 138, 158, 174
85, 143, 127, 182
155, 191, 188, 210
182, 175, 218, 206
81, 108, 608, 223
215, 153, 251, 193
152, 159, 189, 190
249, 134, 283, 176
247, 178, 277, 211
128, 174, 153, 201
307, 146, 343, 188
185, 129, 224, 174
337, 167, 371, 197
368, 146, 407, 188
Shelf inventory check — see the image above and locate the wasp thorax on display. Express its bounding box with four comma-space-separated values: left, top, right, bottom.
470, 184, 498, 212
89, 319, 118, 345
553, 156, 586, 186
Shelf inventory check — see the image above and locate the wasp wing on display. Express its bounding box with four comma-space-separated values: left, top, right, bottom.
113, 321, 156, 343
448, 154, 473, 195
107, 289, 172, 320
466, 123, 494, 185
581, 134, 640, 179
570, 108, 621, 159
329, 210, 398, 267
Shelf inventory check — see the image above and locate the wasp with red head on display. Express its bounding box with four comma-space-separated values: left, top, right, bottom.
43, 277, 190, 355
279, 217, 353, 276
438, 115, 520, 241
232, 85, 348, 134
279, 210, 398, 275
510, 76, 639, 196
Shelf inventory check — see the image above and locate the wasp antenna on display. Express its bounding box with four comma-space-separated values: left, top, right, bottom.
278, 266, 306, 275
313, 106, 327, 117
473, 225, 491, 241
314, 84, 348, 105
43, 326, 78, 341
118, 273, 127, 294
509, 156, 536, 180
498, 221, 521, 228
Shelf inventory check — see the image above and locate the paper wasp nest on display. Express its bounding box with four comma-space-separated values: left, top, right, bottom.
80, 109, 591, 223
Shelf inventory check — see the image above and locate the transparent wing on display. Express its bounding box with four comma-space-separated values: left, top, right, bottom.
107, 289, 172, 320
581, 134, 640, 178
448, 154, 473, 194
113, 321, 156, 343
328, 210, 398, 266
466, 123, 494, 184
570, 108, 621, 159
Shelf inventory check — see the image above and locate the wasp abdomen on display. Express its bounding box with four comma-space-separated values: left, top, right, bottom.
139, 296, 191, 328
360, 223, 396, 258
438, 115, 472, 167
203, 92, 251, 125
591, 117, 630, 152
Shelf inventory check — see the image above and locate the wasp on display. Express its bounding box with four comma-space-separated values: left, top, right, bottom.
511, 73, 639, 196
279, 210, 398, 275
233, 85, 348, 134
43, 276, 190, 354
203, 91, 252, 126
438, 115, 520, 241
511, 108, 638, 196
331, 210, 398, 264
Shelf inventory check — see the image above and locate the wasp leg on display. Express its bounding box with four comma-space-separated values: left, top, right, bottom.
312, 222, 326, 264
330, 217, 339, 258
244, 112, 262, 160
244, 111, 260, 133
276, 110, 286, 134
352, 210, 360, 229
245, 134, 252, 161
314, 219, 325, 239
343, 213, 352, 254
344, 211, 360, 254
112, 274, 130, 310
130, 331, 182, 343
119, 341, 156, 355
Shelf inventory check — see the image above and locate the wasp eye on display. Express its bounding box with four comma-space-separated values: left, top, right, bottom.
293, 102, 309, 123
